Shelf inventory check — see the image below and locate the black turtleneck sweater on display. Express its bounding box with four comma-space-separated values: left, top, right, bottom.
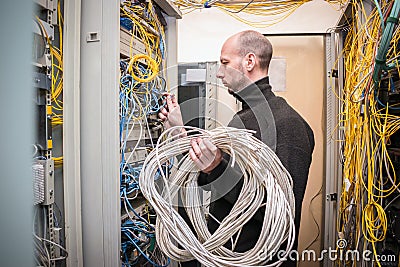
197, 77, 315, 264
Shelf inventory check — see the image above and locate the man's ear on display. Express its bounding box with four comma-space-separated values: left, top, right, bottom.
245, 53, 256, 71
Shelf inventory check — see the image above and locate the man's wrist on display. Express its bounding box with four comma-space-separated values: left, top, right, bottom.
179, 128, 187, 136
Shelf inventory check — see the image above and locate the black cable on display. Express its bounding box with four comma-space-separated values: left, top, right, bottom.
220, 0, 255, 13
303, 185, 323, 251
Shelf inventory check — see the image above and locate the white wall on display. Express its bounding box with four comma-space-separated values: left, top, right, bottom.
177, 0, 342, 62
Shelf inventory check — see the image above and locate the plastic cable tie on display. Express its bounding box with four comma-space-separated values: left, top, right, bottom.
386, 16, 399, 24
375, 57, 386, 65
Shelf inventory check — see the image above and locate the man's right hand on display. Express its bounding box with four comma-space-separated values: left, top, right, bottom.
158, 94, 185, 136
189, 137, 222, 174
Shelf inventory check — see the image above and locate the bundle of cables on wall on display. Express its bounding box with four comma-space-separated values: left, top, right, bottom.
139, 126, 295, 266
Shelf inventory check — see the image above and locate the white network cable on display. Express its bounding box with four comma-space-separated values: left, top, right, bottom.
139, 126, 295, 267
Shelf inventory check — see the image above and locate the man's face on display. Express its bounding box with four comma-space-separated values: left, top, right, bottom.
216, 37, 250, 94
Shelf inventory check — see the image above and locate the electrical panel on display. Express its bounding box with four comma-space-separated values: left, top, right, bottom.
32, 0, 66, 266
119, 1, 172, 265
326, 1, 400, 266
32, 0, 180, 265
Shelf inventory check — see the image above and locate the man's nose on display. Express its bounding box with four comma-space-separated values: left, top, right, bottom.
216, 66, 223, 79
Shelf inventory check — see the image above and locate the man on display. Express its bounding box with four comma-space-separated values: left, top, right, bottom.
159, 30, 314, 266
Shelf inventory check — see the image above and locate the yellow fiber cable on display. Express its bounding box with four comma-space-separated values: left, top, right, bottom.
172, 0, 345, 28
127, 54, 159, 83
335, 1, 400, 265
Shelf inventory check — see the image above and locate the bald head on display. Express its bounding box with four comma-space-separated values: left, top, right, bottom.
217, 30, 273, 92
233, 30, 273, 71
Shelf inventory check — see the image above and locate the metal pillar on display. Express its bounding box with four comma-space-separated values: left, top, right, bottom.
63, 0, 83, 265
80, 0, 120, 265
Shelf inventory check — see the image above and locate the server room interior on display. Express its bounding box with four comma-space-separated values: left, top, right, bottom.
2, 0, 400, 266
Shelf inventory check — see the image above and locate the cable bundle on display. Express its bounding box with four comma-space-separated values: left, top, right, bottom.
139, 126, 295, 266
172, 0, 345, 28
119, 1, 169, 265
121, 0, 166, 73
332, 0, 400, 264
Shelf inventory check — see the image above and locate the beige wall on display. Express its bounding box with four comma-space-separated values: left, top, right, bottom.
268, 35, 325, 266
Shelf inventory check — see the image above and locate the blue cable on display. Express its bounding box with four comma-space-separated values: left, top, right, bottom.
390, 77, 396, 93
376, 97, 400, 110
123, 191, 155, 230
159, 34, 165, 59
375, 90, 400, 110
119, 48, 170, 264
121, 219, 161, 266
123, 228, 170, 267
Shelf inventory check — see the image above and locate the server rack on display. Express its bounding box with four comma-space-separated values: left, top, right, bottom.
33, 0, 182, 266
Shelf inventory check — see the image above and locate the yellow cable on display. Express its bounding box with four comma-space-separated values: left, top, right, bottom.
336, 1, 400, 265
127, 54, 159, 83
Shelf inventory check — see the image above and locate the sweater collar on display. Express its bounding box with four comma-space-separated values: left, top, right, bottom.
233, 76, 274, 108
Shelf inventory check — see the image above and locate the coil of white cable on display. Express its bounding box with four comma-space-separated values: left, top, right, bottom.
139, 126, 295, 267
